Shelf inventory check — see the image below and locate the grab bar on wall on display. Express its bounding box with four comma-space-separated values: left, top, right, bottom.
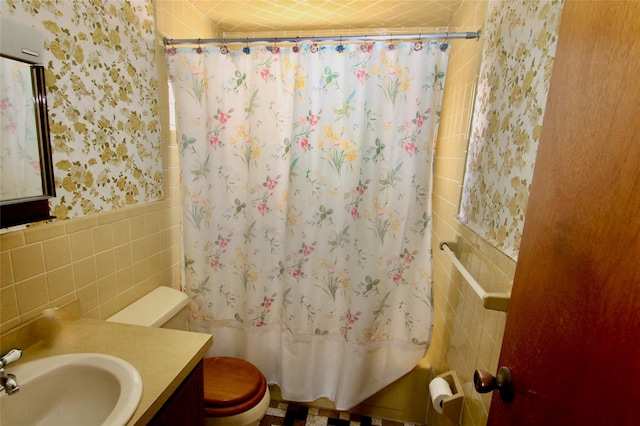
439, 242, 511, 312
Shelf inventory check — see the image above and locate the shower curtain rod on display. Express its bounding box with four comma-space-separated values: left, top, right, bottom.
163, 30, 480, 46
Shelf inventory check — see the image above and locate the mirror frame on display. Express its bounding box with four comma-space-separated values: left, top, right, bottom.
0, 17, 56, 228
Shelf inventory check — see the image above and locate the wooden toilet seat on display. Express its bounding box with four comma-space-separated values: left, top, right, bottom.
203, 357, 268, 417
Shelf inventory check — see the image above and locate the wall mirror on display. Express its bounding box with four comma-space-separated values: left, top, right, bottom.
0, 16, 55, 228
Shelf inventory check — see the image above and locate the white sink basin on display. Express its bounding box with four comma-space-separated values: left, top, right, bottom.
0, 353, 142, 426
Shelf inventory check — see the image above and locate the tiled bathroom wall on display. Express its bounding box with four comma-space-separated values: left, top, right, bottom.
429, 1, 516, 425
430, 0, 564, 425
0, 202, 180, 332
428, 0, 486, 376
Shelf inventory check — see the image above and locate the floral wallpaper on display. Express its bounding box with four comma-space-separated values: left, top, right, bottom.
1, 0, 163, 219
458, 0, 564, 260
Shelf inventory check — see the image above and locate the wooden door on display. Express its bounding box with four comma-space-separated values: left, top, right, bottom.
487, 1, 640, 425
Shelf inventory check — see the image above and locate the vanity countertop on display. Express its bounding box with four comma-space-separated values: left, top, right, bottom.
6, 317, 212, 425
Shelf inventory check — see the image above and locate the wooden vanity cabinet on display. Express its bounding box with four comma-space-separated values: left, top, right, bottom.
149, 360, 205, 426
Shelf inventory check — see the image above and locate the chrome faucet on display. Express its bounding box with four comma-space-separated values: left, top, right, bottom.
0, 349, 22, 395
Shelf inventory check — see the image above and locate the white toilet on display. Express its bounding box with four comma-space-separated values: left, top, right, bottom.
107, 286, 270, 426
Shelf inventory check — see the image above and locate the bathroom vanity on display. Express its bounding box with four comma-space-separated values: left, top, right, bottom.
0, 301, 212, 425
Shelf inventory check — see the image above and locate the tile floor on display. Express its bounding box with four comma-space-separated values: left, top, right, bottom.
260, 401, 419, 426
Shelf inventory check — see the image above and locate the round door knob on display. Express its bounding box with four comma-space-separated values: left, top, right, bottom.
474, 366, 514, 401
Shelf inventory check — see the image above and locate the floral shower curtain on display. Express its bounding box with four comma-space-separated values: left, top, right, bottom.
167, 40, 448, 409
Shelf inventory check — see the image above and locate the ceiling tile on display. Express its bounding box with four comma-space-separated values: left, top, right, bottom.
189, 1, 463, 34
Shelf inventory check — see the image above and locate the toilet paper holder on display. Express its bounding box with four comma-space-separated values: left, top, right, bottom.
433, 371, 464, 424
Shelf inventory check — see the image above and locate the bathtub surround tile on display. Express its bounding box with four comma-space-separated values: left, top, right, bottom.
438, 230, 512, 424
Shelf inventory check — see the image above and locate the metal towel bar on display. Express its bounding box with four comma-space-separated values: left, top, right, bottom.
439, 242, 511, 312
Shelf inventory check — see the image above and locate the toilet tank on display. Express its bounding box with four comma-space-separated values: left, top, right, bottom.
106, 287, 189, 331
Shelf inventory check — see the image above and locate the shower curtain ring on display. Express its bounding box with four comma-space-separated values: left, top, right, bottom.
293, 36, 300, 53
440, 32, 450, 52
361, 35, 369, 53
414, 33, 423, 51
221, 39, 229, 55
196, 38, 203, 54
243, 38, 251, 54
168, 39, 177, 56
388, 34, 395, 50
271, 37, 280, 54
336, 36, 345, 53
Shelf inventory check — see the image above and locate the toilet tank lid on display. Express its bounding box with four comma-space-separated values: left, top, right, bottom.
106, 287, 189, 327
